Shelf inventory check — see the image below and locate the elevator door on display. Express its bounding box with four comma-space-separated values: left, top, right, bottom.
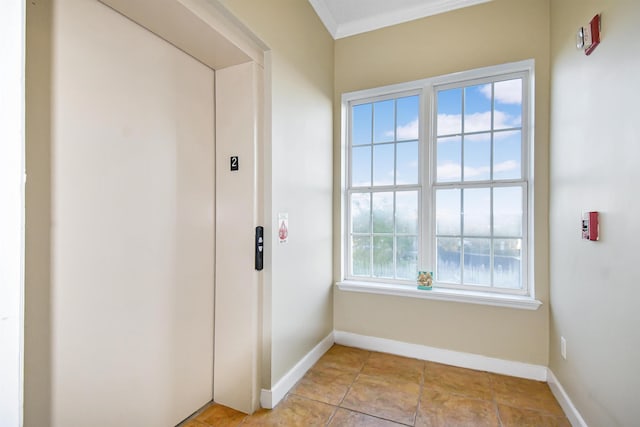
51, 0, 215, 425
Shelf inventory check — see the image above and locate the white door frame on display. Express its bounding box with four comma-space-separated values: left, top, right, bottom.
0, 0, 25, 426
22, 0, 268, 421
99, 0, 267, 415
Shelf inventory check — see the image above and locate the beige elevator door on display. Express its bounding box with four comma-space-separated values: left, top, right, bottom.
51, 0, 215, 425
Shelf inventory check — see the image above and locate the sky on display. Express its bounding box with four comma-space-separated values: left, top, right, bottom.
351, 79, 523, 186
349, 79, 524, 286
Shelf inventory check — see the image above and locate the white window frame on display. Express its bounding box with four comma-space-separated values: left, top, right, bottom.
338, 60, 541, 310
346, 89, 423, 283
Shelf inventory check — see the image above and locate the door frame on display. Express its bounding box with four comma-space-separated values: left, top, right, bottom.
20, 0, 269, 422
97, 0, 268, 414
96, 0, 267, 414
0, 0, 25, 425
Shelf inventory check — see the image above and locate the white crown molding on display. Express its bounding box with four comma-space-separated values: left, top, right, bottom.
310, 0, 492, 40
307, 0, 339, 39
336, 0, 492, 39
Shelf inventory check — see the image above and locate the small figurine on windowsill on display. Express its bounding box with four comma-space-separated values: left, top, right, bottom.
417, 271, 433, 290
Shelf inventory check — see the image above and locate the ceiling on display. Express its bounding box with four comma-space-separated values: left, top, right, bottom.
308, 0, 492, 39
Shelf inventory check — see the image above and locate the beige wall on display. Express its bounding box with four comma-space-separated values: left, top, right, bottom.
549, 0, 640, 425
219, 0, 335, 387
334, 0, 551, 365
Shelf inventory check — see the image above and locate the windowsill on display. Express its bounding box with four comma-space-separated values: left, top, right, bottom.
336, 280, 542, 310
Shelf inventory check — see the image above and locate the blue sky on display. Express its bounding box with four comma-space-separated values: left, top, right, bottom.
351, 79, 523, 187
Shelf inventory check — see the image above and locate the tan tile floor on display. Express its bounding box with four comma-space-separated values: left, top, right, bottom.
181, 345, 570, 427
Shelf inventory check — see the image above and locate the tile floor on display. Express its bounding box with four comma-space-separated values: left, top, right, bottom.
181, 345, 570, 426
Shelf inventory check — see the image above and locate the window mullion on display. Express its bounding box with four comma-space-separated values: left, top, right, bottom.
422, 85, 432, 282
369, 103, 374, 187
392, 192, 397, 279
369, 191, 374, 277
490, 187, 495, 288
459, 87, 465, 285
459, 188, 464, 285
489, 83, 495, 287
461, 88, 466, 182
369, 103, 374, 278
490, 83, 495, 182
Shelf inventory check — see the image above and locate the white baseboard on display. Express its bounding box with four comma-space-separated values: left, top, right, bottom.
334, 330, 548, 381
259, 330, 574, 415
547, 369, 588, 427
260, 331, 334, 409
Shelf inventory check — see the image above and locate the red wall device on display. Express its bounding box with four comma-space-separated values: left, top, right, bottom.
582, 211, 599, 241
585, 14, 601, 56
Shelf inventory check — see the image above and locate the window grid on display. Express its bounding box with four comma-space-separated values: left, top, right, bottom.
433, 75, 527, 294
433, 184, 526, 293
347, 92, 421, 282
343, 60, 533, 297
349, 187, 421, 280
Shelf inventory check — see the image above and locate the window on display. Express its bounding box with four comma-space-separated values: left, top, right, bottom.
343, 60, 534, 299
349, 93, 421, 281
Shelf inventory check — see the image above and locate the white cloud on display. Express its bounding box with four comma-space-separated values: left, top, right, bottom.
437, 110, 521, 137
493, 160, 519, 174
384, 118, 419, 140
479, 80, 522, 104
478, 84, 492, 101
464, 112, 492, 133
437, 162, 461, 180
437, 160, 519, 181
464, 165, 490, 179
397, 119, 419, 140
437, 114, 462, 136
